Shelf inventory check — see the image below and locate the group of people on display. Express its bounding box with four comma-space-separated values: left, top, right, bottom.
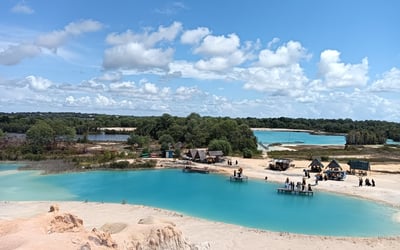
284, 177, 312, 192
233, 167, 243, 178
227, 159, 238, 166
359, 177, 375, 187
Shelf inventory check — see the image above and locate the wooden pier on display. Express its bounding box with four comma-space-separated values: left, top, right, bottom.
229, 175, 248, 182
182, 166, 210, 174
277, 188, 313, 196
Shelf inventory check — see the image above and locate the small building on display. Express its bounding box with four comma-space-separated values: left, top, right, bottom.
308, 158, 324, 172
207, 150, 224, 163
164, 150, 174, 158
324, 159, 346, 181
347, 160, 370, 175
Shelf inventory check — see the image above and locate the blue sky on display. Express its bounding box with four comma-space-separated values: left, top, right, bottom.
1, 0, 400, 121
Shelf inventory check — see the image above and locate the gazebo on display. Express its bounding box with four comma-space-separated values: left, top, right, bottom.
308, 158, 324, 172
324, 159, 346, 181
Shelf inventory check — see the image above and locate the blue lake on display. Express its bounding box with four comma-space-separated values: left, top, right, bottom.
1, 164, 399, 237
254, 130, 346, 145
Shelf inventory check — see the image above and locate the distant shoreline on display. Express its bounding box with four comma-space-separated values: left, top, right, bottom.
251, 127, 346, 136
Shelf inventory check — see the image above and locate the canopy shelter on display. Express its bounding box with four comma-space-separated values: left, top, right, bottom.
308, 158, 324, 172
347, 160, 370, 175
207, 150, 224, 163
324, 159, 346, 181
326, 159, 342, 170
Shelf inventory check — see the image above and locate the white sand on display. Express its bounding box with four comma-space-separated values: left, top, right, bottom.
1, 158, 400, 250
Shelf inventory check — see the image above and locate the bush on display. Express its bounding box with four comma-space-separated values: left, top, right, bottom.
109, 161, 130, 169
242, 148, 253, 158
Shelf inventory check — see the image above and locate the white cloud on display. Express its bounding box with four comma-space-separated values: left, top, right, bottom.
109, 81, 135, 92
369, 67, 400, 92
0, 43, 41, 65
96, 72, 122, 82
169, 60, 226, 80
106, 22, 182, 48
243, 64, 308, 95
241, 41, 310, 95
103, 22, 181, 71
36, 19, 103, 50
95, 94, 116, 106
258, 41, 309, 68
143, 82, 158, 94
0, 19, 102, 65
65, 96, 91, 106
194, 34, 240, 56
103, 42, 173, 70
318, 49, 369, 88
194, 50, 246, 71
11, 2, 34, 14
20, 75, 53, 91
181, 27, 210, 44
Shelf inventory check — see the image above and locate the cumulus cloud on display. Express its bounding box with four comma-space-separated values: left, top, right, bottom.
103, 22, 181, 71
95, 94, 116, 106
318, 49, 369, 88
194, 33, 240, 56
11, 2, 34, 14
241, 40, 310, 95
194, 50, 246, 71
243, 64, 308, 95
106, 22, 182, 48
0, 43, 41, 65
258, 41, 309, 68
65, 96, 91, 106
103, 43, 174, 70
369, 67, 400, 92
36, 19, 103, 50
109, 81, 135, 92
19, 75, 53, 91
181, 27, 210, 44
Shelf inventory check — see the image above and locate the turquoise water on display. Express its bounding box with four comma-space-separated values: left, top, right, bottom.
1, 164, 399, 237
254, 130, 346, 145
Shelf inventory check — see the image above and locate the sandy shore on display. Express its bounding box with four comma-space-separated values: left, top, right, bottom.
1, 158, 400, 250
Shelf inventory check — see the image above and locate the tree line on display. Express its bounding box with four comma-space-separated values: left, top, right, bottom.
1, 112, 400, 148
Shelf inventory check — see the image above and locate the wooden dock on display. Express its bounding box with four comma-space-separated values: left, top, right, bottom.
182, 166, 210, 174
229, 175, 248, 182
277, 188, 313, 196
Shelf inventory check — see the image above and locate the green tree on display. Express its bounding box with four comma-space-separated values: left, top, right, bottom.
26, 121, 55, 153
208, 139, 232, 156
127, 133, 149, 148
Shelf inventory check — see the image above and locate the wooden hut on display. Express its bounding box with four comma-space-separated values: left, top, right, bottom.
324, 159, 346, 180
207, 150, 224, 163
308, 158, 324, 172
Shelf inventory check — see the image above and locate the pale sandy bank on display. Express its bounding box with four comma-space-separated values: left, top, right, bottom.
1, 201, 400, 250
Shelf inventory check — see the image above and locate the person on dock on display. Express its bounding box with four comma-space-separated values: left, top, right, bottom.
233, 170, 236, 177
359, 177, 363, 187
372, 178, 375, 187
237, 167, 243, 178
308, 184, 312, 192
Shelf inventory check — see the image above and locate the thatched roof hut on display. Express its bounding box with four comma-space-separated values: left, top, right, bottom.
326, 159, 342, 170
308, 158, 324, 172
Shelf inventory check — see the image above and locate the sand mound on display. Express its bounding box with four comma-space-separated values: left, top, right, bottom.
100, 222, 127, 234
0, 205, 208, 250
